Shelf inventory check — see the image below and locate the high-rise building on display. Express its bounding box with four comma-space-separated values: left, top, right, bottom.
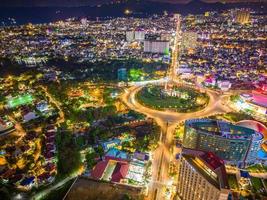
126, 30, 145, 42
144, 40, 169, 54
183, 119, 263, 167
235, 10, 250, 24
173, 13, 180, 21
134, 31, 145, 41
126, 31, 135, 42
177, 149, 230, 200
117, 68, 127, 81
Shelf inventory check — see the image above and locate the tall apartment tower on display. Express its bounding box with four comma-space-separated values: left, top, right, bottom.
134, 31, 145, 41
126, 31, 135, 42
177, 149, 230, 200
144, 40, 169, 54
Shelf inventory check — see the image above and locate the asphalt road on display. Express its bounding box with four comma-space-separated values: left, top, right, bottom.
121, 15, 234, 200
121, 85, 233, 200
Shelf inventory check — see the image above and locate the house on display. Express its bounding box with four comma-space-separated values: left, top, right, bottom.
20, 176, 35, 189
23, 112, 39, 122
111, 162, 129, 183
101, 139, 121, 152
36, 101, 49, 112
91, 160, 129, 183
91, 160, 109, 180
133, 152, 149, 162
105, 148, 128, 161
0, 116, 15, 136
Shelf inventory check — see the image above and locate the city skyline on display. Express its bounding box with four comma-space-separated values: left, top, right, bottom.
0, 1, 266, 200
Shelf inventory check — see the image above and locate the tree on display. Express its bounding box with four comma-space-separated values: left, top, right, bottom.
56, 131, 82, 176
86, 152, 97, 169
121, 194, 132, 200
95, 146, 104, 158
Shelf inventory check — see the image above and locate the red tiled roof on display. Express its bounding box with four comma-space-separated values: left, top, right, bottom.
91, 160, 108, 180
45, 163, 56, 171
111, 162, 129, 183
38, 172, 51, 181
1, 169, 16, 179
182, 148, 228, 189
44, 152, 55, 158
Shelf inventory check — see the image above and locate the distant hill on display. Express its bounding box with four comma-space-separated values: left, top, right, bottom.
0, 0, 265, 25
0, 0, 266, 7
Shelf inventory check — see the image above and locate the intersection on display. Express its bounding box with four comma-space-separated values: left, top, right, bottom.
121, 15, 234, 200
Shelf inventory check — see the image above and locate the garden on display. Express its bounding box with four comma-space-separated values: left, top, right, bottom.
136, 85, 209, 113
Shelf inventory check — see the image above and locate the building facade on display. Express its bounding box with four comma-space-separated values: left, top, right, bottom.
177, 149, 230, 200
117, 68, 127, 81
134, 31, 145, 41
126, 31, 135, 42
183, 119, 263, 167
144, 40, 169, 54
236, 93, 267, 121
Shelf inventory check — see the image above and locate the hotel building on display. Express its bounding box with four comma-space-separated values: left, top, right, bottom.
177, 149, 230, 200
183, 119, 263, 167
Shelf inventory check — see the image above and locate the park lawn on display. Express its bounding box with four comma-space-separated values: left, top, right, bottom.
8, 94, 34, 108
137, 86, 208, 112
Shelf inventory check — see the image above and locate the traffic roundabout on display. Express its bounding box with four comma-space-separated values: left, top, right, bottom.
136, 84, 209, 113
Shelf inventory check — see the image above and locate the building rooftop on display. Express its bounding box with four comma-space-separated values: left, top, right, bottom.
0, 117, 15, 135
186, 119, 263, 141
20, 176, 35, 186
91, 160, 109, 180
199, 151, 225, 171
91, 159, 129, 183
105, 148, 128, 160
111, 162, 129, 183
182, 148, 229, 190
250, 93, 267, 108
101, 139, 121, 152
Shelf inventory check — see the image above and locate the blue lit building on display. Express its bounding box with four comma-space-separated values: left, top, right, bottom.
183, 119, 263, 167
117, 68, 127, 81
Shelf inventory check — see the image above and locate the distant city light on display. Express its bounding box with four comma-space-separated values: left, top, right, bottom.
124, 9, 132, 15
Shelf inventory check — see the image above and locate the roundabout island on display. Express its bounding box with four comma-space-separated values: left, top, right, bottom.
136, 84, 209, 113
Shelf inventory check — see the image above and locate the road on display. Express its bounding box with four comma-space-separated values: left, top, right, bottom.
121, 85, 233, 200
40, 86, 65, 125
120, 14, 236, 200
169, 15, 181, 81
31, 173, 78, 200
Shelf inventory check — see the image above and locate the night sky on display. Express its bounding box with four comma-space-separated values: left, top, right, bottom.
0, 0, 265, 7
